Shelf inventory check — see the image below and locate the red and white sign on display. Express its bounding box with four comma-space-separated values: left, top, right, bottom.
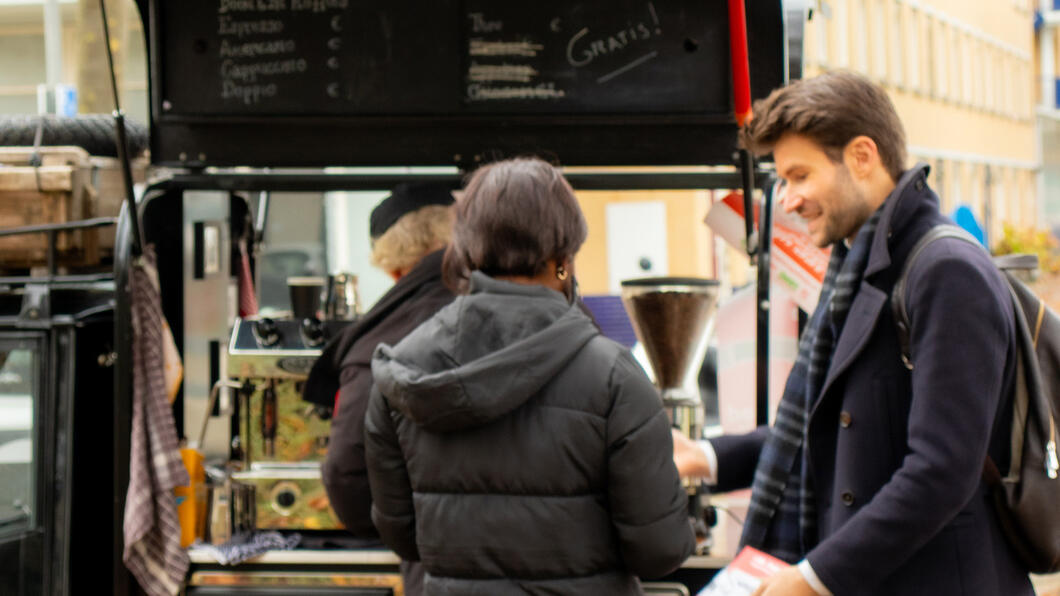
698, 546, 790, 595
705, 191, 830, 313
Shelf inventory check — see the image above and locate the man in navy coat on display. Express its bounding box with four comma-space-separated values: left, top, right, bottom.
673, 72, 1033, 595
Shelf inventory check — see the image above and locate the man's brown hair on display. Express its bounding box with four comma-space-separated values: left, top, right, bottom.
443, 157, 587, 293
740, 71, 907, 182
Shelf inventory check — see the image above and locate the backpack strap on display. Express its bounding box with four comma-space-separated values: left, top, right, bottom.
891, 224, 982, 369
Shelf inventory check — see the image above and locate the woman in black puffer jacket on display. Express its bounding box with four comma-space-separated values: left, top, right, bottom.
364, 157, 695, 595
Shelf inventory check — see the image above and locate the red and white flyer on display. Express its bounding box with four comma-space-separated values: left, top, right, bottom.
698, 546, 790, 595
705, 191, 830, 313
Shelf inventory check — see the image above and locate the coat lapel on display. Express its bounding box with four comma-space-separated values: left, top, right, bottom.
812, 281, 887, 413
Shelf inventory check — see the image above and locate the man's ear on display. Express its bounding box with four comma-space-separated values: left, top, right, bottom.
843, 135, 881, 180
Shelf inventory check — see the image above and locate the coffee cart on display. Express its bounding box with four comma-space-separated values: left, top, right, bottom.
0, 0, 788, 593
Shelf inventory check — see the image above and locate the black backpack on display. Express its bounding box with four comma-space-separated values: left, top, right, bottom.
892, 224, 1060, 574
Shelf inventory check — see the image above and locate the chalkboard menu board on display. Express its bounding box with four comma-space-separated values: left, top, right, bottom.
142, 0, 785, 167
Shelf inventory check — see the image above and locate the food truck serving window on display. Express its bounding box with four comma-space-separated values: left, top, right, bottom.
142, 0, 785, 168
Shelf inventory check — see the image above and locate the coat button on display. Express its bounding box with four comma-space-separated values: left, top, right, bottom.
841, 491, 855, 506
915, 178, 925, 191
839, 411, 852, 428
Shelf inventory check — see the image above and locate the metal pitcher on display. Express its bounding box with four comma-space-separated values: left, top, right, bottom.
324, 272, 360, 320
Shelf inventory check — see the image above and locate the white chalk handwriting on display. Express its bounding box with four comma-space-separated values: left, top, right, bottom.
219, 38, 296, 58
220, 58, 307, 83
218, 16, 285, 38
468, 62, 539, 83
469, 39, 544, 57
221, 80, 278, 104
467, 82, 565, 101
468, 12, 502, 33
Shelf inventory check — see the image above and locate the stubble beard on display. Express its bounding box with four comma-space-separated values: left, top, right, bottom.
822, 165, 873, 247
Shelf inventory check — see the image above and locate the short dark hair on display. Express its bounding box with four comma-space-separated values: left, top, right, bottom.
740, 71, 907, 182
443, 157, 587, 293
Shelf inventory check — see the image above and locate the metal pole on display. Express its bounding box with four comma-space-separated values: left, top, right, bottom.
98, 0, 143, 257
42, 0, 63, 113
756, 182, 775, 427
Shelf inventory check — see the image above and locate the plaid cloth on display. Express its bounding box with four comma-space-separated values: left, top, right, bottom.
123, 247, 190, 596
192, 531, 301, 566
740, 208, 882, 562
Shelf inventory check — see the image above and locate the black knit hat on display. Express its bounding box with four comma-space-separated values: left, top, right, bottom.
369, 182, 455, 239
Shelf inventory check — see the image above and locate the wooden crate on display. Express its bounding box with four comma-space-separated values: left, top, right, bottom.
0, 146, 146, 271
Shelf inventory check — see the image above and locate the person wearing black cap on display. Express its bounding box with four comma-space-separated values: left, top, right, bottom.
302, 182, 456, 596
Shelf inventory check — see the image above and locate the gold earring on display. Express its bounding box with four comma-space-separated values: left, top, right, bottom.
556, 265, 569, 281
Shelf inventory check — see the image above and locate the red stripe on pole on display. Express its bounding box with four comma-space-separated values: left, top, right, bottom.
728, 0, 753, 127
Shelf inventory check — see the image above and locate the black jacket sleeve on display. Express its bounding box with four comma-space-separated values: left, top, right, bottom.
321, 361, 377, 537
605, 350, 696, 578
364, 384, 420, 561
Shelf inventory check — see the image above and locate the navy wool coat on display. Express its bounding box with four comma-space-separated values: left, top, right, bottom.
711, 164, 1034, 595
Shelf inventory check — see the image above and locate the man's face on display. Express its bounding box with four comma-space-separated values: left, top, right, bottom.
773, 133, 873, 248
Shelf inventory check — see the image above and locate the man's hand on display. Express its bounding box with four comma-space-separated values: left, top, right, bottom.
671, 429, 712, 478
750, 565, 818, 596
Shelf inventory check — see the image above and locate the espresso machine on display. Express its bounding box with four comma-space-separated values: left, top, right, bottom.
225, 275, 359, 531
620, 276, 720, 552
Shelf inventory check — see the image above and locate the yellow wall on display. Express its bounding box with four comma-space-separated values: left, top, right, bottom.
572, 190, 715, 295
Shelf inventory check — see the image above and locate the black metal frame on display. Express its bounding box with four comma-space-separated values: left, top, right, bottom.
0, 214, 125, 596
755, 183, 775, 427
144, 169, 773, 194
112, 203, 135, 596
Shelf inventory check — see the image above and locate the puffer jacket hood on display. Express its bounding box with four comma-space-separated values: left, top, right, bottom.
371, 271, 598, 432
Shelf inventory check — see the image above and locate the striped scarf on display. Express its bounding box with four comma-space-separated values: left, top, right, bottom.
740, 208, 882, 562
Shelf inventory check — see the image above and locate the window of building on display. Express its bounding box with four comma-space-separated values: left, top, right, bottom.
854, 0, 869, 74
991, 167, 1006, 240
815, 0, 831, 67
992, 51, 1002, 114
836, 0, 850, 68
949, 28, 961, 104
979, 45, 987, 111
923, 15, 936, 97
1003, 56, 1014, 118
961, 34, 973, 105
906, 7, 921, 91
889, 0, 903, 87
873, 0, 888, 80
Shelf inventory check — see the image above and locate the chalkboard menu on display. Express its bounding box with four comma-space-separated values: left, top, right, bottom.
142, 0, 785, 167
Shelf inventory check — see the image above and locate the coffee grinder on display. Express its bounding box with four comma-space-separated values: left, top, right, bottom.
620, 276, 720, 553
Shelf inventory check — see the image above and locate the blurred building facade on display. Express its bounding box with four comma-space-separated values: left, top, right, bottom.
0, 0, 148, 122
